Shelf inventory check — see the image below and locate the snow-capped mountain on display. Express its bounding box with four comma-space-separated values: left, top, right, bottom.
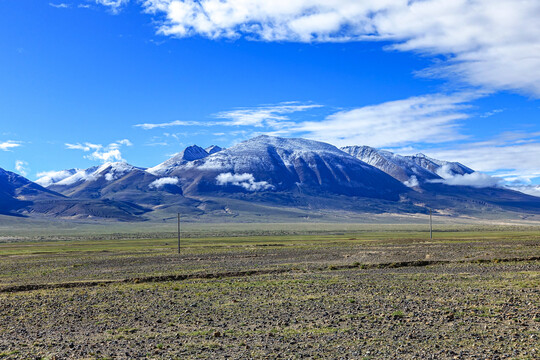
341, 146, 473, 184
44, 162, 184, 203
159, 135, 407, 200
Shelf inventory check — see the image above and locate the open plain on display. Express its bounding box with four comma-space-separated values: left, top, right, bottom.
1, 223, 539, 359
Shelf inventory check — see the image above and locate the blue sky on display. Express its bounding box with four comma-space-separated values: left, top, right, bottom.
1, 0, 539, 193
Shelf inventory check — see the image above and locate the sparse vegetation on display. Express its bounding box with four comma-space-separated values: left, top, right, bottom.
0, 225, 539, 358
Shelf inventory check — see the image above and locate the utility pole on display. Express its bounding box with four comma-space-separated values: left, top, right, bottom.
429, 209, 433, 240
177, 213, 181, 254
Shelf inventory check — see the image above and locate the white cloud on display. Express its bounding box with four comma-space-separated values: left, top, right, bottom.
434, 172, 501, 188
90, 149, 124, 162
215, 102, 322, 128
403, 175, 419, 188
424, 133, 540, 183
96, 0, 129, 13
65, 142, 101, 151
15, 160, 29, 177
65, 139, 133, 163
216, 172, 274, 191
135, 103, 321, 130
284, 93, 474, 147
429, 165, 501, 188
56, 169, 98, 186
480, 109, 504, 118
0, 140, 22, 151
149, 177, 179, 189
49, 3, 70, 8
36, 169, 76, 187
135, 120, 205, 130
142, 0, 540, 97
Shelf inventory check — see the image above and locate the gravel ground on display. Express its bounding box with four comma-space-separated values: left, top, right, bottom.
1, 261, 539, 359
1, 234, 539, 359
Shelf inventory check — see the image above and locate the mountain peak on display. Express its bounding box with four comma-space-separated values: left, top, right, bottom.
183, 145, 209, 161
148, 145, 209, 175
205, 145, 223, 154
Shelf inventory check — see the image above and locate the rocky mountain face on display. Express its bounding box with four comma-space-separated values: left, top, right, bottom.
2, 135, 539, 221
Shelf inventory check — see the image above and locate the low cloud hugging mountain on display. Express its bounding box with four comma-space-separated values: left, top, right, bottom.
149, 177, 179, 189
430, 165, 501, 188
216, 172, 274, 192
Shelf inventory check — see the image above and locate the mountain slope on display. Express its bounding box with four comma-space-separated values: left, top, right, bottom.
1, 168, 64, 201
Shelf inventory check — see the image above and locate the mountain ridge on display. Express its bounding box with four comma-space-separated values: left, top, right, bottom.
3, 135, 539, 221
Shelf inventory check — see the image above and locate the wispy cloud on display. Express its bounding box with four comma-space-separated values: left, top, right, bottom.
65, 139, 133, 163
0, 140, 22, 151
15, 160, 29, 177
95, 0, 129, 13
135, 102, 321, 130
214, 102, 322, 128
134, 120, 204, 130
49, 2, 70, 8
282, 93, 475, 148
479, 109, 504, 118
143, 0, 540, 97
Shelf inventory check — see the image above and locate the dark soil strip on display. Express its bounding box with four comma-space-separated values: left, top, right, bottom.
2, 256, 539, 294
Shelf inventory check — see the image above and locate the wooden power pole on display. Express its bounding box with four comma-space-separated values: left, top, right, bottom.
177, 213, 181, 254
429, 209, 433, 240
